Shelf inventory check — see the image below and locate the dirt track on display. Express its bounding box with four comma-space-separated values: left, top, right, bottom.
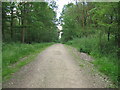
3, 44, 112, 88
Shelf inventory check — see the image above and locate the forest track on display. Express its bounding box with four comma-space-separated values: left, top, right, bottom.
3, 44, 112, 88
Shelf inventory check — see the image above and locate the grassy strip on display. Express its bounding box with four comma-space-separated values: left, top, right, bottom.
65, 37, 118, 86
2, 42, 54, 82
66, 45, 116, 88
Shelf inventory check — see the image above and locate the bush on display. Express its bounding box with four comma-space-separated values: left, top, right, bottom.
66, 37, 99, 54
65, 35, 118, 85
2, 43, 53, 68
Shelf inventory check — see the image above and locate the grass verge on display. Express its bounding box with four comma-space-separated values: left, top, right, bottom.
65, 37, 118, 87
2, 42, 54, 82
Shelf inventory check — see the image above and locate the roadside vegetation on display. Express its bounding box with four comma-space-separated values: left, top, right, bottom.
3, 42, 53, 81
2, 1, 58, 81
2, 1, 120, 87
60, 2, 120, 86
66, 36, 118, 85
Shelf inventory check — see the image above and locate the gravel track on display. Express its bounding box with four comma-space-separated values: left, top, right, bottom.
3, 44, 112, 88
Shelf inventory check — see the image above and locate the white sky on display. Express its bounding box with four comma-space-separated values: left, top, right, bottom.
55, 0, 75, 30
56, 0, 75, 19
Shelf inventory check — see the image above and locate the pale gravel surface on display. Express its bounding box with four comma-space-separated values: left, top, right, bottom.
3, 44, 112, 88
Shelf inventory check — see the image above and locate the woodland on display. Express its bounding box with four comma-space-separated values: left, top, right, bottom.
2, 1, 120, 86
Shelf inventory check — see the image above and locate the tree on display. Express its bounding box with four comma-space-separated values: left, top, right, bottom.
2, 1, 58, 43
61, 2, 119, 59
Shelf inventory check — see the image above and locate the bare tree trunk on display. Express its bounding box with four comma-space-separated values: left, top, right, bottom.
108, 16, 113, 41
118, 2, 120, 59
21, 28, 25, 43
21, 2, 26, 43
82, 3, 85, 29
2, 20, 5, 40
107, 27, 110, 41
10, 3, 14, 40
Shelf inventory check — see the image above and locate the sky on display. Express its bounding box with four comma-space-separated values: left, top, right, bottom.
55, 0, 75, 30
56, 0, 71, 19
55, 0, 75, 38
55, 0, 75, 19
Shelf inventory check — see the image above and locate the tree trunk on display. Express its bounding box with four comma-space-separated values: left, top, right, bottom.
2, 7, 5, 40
108, 27, 110, 41
2, 20, 5, 40
10, 3, 14, 40
108, 16, 113, 41
82, 4, 85, 29
21, 3, 26, 43
21, 28, 25, 43
117, 2, 120, 59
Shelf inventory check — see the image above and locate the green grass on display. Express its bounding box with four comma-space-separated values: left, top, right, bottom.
2, 42, 54, 81
93, 57, 118, 84
65, 36, 118, 86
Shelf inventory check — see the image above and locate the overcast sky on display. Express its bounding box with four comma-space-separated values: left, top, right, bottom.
55, 0, 75, 19
55, 0, 75, 30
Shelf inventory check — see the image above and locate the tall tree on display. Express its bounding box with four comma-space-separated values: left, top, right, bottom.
2, 2, 58, 43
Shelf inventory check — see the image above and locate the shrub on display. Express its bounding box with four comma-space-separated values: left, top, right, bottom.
65, 35, 118, 85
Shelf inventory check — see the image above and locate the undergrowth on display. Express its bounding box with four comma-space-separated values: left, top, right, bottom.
2, 42, 53, 81
65, 35, 118, 86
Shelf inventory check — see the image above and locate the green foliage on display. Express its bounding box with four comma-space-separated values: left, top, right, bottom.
2, 42, 53, 66
2, 2, 58, 43
61, 2, 119, 86
93, 57, 118, 84
65, 35, 118, 85
66, 37, 98, 54
60, 2, 119, 42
